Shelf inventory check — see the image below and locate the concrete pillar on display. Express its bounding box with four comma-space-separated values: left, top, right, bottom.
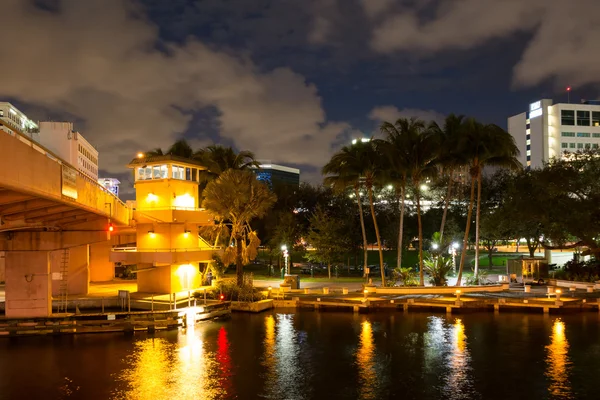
5, 251, 52, 318
89, 241, 114, 282
50, 245, 89, 297
446, 306, 452, 313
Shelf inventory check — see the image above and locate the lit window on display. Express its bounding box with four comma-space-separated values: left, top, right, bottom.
526, 150, 531, 156
526, 139, 531, 145
592, 111, 600, 127
577, 132, 590, 138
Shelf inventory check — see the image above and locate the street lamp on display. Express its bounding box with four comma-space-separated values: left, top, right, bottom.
281, 245, 289, 275
432, 243, 439, 250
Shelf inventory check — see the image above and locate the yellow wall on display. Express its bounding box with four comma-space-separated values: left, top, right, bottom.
50, 245, 89, 296
135, 179, 199, 211
5, 251, 52, 318
137, 263, 200, 293
90, 241, 115, 282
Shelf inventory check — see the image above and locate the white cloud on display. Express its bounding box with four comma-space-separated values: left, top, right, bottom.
370, 0, 600, 89
360, 0, 395, 19
0, 0, 348, 178
369, 105, 444, 125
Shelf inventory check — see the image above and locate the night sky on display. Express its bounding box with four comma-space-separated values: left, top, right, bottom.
2, 0, 599, 197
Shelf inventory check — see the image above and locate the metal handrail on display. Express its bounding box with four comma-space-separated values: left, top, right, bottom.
112, 246, 222, 252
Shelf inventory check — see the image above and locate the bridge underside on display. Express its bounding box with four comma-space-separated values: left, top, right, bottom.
0, 188, 109, 232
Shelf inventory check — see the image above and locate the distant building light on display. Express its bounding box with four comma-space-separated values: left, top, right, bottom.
361, 138, 370, 143
530, 108, 543, 119
530, 101, 541, 112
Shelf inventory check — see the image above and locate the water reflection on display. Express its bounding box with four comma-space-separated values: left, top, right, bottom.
356, 320, 377, 400
262, 314, 304, 399
445, 318, 473, 398
546, 319, 573, 399
114, 328, 222, 400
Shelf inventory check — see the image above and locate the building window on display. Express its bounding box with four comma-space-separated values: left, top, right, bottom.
561, 132, 576, 137
592, 133, 600, 138
577, 143, 584, 149
172, 165, 184, 180
593, 144, 599, 149
577, 132, 590, 138
526, 144, 531, 150
561, 110, 575, 125
569, 143, 576, 148
577, 110, 590, 126
561, 143, 568, 149
585, 143, 591, 149
592, 112, 600, 127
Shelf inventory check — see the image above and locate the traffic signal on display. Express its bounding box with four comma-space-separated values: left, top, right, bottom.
220, 293, 225, 301
108, 223, 114, 233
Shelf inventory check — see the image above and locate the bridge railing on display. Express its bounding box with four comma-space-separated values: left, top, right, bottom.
2, 125, 129, 223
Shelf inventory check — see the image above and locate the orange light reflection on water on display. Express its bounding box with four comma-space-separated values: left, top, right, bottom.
546, 319, 573, 399
113, 328, 223, 400
356, 320, 377, 400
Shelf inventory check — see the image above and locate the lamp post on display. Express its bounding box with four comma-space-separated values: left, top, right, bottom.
281, 245, 289, 275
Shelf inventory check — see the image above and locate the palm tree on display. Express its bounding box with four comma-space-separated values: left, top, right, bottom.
202, 169, 277, 287
455, 119, 520, 285
167, 139, 194, 158
323, 146, 370, 280
145, 147, 164, 156
144, 139, 193, 158
429, 114, 466, 244
194, 145, 259, 183
386, 118, 439, 286
378, 122, 411, 272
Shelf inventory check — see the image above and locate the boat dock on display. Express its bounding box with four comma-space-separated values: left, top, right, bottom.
0, 302, 230, 337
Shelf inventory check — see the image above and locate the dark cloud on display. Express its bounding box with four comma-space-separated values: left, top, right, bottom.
0, 0, 350, 180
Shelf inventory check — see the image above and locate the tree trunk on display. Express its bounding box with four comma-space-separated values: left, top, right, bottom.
457, 173, 477, 286
415, 185, 425, 286
236, 235, 244, 287
474, 169, 482, 278
356, 186, 369, 277
526, 238, 536, 258
368, 187, 386, 286
397, 184, 405, 270
328, 262, 331, 280
488, 246, 494, 271
439, 173, 454, 243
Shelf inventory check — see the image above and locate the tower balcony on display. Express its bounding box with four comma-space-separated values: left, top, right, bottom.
110, 247, 220, 265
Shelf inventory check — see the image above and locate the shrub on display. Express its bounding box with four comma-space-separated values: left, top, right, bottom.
465, 269, 491, 286
423, 253, 453, 286
194, 275, 266, 302
392, 267, 419, 286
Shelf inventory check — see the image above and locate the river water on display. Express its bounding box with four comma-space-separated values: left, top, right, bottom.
1, 311, 599, 400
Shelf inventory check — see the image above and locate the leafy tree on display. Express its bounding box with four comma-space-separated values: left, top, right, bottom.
202, 170, 277, 286
305, 206, 349, 279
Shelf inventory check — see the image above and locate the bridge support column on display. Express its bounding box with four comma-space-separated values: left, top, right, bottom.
90, 241, 114, 282
4, 251, 51, 318
49, 245, 89, 297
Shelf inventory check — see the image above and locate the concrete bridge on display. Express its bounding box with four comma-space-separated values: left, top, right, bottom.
0, 129, 131, 317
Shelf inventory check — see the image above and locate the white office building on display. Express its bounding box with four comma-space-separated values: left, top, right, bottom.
508, 99, 600, 168
39, 122, 99, 180
0, 102, 39, 141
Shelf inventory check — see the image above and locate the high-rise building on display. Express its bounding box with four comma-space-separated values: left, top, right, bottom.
39, 121, 99, 180
254, 161, 300, 187
98, 178, 121, 197
0, 102, 39, 141
508, 99, 600, 169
